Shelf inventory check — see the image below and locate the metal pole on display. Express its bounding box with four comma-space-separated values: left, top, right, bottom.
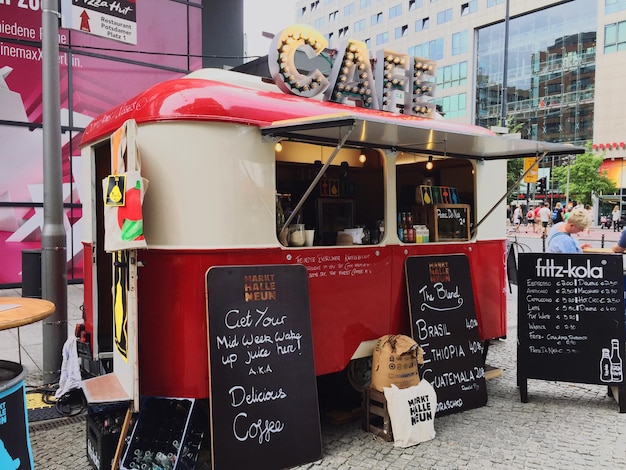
565, 158, 570, 208
42, 0, 67, 385
500, 0, 510, 125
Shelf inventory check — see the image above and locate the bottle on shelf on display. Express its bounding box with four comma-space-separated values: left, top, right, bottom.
407, 212, 415, 243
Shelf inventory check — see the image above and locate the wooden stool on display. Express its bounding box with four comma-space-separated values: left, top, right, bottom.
362, 388, 393, 441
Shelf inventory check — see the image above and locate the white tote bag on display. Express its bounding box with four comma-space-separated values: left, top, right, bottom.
383, 380, 437, 448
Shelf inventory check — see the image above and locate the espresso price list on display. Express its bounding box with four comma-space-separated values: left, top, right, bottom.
517, 253, 625, 392
525, 278, 601, 355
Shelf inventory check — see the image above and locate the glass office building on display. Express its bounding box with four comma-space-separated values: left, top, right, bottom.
476, 0, 597, 145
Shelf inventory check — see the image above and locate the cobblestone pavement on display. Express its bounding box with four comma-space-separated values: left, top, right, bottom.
3, 232, 626, 468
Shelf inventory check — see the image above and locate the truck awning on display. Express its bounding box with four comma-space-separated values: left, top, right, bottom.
260, 114, 585, 160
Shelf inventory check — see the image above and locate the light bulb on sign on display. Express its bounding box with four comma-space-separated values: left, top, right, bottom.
359, 153, 367, 163
426, 156, 433, 170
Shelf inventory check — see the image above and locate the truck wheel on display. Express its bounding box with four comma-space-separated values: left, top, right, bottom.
347, 357, 372, 391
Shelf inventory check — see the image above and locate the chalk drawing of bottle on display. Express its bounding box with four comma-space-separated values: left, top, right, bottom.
600, 348, 612, 382
610, 339, 623, 383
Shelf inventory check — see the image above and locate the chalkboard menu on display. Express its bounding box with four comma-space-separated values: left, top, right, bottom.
206, 265, 322, 470
518, 253, 625, 410
406, 254, 487, 416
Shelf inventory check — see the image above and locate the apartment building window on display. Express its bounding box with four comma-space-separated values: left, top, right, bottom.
410, 38, 443, 60
339, 26, 350, 37
389, 4, 402, 18
355, 18, 366, 32
315, 17, 325, 28
605, 0, 626, 13
311, 1, 320, 11
395, 25, 409, 38
325, 0, 334, 3
344, 3, 355, 16
376, 31, 389, 45
360, 0, 371, 7
326, 32, 334, 45
487, 0, 504, 6
371, 12, 383, 25
451, 30, 468, 55
437, 8, 452, 24
461, 1, 477, 16
364, 38, 371, 48
299, 6, 307, 17
436, 61, 468, 89
604, 20, 626, 53
435, 93, 467, 118
409, 0, 423, 11
329, 10, 339, 21
415, 17, 429, 32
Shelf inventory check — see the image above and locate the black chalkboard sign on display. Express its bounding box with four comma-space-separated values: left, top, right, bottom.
517, 253, 626, 411
406, 254, 487, 416
206, 265, 322, 470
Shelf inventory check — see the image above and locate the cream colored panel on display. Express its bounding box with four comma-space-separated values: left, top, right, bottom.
137, 122, 276, 248
475, 159, 507, 241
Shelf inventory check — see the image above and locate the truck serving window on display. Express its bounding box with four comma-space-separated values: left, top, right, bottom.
275, 142, 385, 246
396, 154, 475, 242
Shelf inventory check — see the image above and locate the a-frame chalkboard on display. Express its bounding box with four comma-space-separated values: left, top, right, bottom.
206, 265, 322, 470
518, 253, 626, 412
406, 254, 488, 416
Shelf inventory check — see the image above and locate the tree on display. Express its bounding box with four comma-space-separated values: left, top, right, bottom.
507, 157, 524, 190
550, 142, 616, 205
505, 117, 526, 191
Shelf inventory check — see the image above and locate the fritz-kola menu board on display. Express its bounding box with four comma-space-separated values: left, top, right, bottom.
206, 265, 322, 470
406, 254, 488, 416
518, 253, 625, 410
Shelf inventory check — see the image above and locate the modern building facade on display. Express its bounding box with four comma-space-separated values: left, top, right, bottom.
0, 0, 244, 286
294, 0, 626, 208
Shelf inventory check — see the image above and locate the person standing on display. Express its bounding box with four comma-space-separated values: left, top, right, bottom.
612, 205, 621, 232
525, 206, 535, 233
533, 204, 542, 234
547, 208, 592, 253
512, 205, 522, 231
552, 202, 564, 224
539, 202, 552, 237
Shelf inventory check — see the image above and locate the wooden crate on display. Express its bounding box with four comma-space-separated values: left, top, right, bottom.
362, 388, 393, 441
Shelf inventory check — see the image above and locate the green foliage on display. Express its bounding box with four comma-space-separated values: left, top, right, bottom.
507, 157, 524, 190
550, 142, 616, 204
505, 116, 527, 190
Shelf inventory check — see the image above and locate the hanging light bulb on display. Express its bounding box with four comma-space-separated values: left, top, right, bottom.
275, 142, 283, 152
426, 155, 433, 170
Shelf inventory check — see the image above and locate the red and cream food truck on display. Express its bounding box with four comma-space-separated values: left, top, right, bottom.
78, 26, 580, 399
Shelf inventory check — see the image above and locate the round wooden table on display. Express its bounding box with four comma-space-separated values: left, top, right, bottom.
0, 297, 56, 331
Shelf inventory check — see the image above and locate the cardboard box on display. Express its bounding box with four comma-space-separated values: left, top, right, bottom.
370, 335, 423, 392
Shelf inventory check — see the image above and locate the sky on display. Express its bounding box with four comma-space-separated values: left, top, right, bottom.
243, 0, 298, 59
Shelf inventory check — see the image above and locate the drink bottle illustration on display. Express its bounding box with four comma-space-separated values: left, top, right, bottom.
610, 339, 623, 383
600, 348, 612, 382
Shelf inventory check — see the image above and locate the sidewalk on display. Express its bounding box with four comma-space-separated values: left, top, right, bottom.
5, 282, 625, 469
507, 224, 622, 244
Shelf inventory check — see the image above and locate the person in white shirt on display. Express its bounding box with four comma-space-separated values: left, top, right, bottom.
538, 202, 552, 237
512, 206, 522, 231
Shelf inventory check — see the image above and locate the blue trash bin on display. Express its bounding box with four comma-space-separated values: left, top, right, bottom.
0, 361, 33, 470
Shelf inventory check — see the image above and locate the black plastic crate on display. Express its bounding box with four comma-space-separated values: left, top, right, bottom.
120, 397, 207, 470
86, 404, 128, 470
